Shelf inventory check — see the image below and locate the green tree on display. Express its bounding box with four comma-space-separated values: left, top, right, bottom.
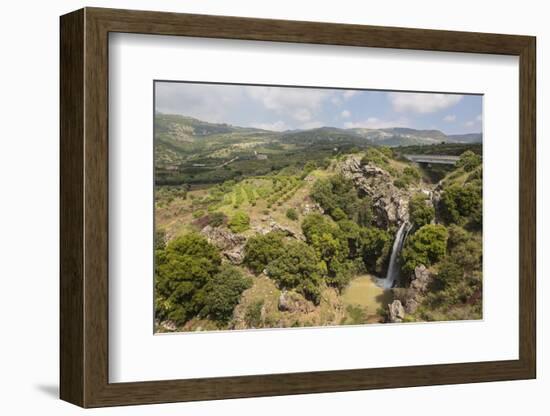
208, 212, 226, 227
266, 240, 324, 304
409, 193, 435, 229
243, 232, 286, 274
155, 233, 221, 324
286, 208, 298, 221
311, 175, 363, 221
440, 183, 482, 228
228, 211, 250, 233
401, 224, 448, 274
456, 150, 482, 172
200, 265, 252, 323
359, 226, 391, 274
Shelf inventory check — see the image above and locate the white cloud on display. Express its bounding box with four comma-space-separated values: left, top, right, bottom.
443, 114, 456, 122
251, 121, 289, 132
294, 108, 312, 122
341, 110, 351, 118
247, 87, 329, 115
464, 114, 482, 128
344, 117, 409, 129
343, 90, 359, 99
388, 92, 462, 113
155, 82, 245, 122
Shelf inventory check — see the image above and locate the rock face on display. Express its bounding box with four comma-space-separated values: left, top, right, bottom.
201, 225, 246, 264
278, 291, 315, 314
410, 264, 433, 294
252, 219, 303, 240
388, 300, 405, 323
160, 320, 177, 331
339, 155, 410, 228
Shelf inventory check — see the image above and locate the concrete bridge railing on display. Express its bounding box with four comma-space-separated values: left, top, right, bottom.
403, 154, 460, 165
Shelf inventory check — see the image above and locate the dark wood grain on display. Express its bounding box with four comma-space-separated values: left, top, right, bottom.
59, 7, 537, 408
59, 8, 84, 407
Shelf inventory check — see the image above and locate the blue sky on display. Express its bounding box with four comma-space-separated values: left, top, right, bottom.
155, 82, 482, 135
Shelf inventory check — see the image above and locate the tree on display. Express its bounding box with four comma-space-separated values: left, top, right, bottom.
456, 150, 482, 172
200, 265, 252, 323
243, 232, 286, 274
228, 211, 250, 233
440, 183, 482, 228
409, 193, 435, 229
359, 226, 391, 274
401, 224, 448, 274
286, 208, 298, 221
155, 233, 221, 323
266, 240, 324, 304
311, 174, 363, 221
208, 212, 226, 227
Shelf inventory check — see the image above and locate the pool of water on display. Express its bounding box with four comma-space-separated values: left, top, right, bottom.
341, 275, 394, 317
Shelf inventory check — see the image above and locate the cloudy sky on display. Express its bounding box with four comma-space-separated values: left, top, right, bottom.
155, 81, 482, 135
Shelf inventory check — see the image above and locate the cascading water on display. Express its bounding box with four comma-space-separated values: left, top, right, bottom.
383, 221, 411, 289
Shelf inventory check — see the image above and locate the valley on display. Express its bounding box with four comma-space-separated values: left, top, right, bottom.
154, 114, 483, 332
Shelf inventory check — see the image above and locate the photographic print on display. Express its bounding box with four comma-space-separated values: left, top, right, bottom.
154, 82, 483, 333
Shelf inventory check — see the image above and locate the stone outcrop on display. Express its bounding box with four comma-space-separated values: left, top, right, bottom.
201, 225, 247, 264
252, 219, 303, 240
388, 300, 405, 323
339, 155, 410, 228
410, 264, 433, 294
278, 291, 315, 314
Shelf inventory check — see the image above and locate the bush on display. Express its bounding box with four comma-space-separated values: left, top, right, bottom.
456, 150, 482, 172
243, 232, 286, 274
208, 212, 226, 227
192, 209, 206, 219
245, 300, 264, 328
440, 183, 482, 228
401, 224, 448, 274
360, 148, 389, 169
228, 211, 250, 233
409, 193, 435, 229
286, 208, 298, 221
200, 265, 252, 323
155, 233, 221, 324
310, 175, 367, 222
266, 240, 324, 304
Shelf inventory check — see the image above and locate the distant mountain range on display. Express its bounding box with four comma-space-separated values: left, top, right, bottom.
155, 113, 482, 147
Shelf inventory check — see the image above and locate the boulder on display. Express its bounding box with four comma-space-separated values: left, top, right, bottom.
410, 264, 432, 294
404, 298, 420, 314
388, 300, 405, 323
160, 320, 177, 331
278, 291, 315, 313
201, 225, 247, 264
339, 155, 410, 228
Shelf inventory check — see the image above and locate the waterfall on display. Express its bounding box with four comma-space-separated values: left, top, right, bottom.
383, 221, 411, 289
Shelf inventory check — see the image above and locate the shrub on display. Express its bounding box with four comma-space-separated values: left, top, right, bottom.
245, 300, 264, 328
192, 209, 206, 219
200, 265, 252, 323
440, 183, 482, 228
228, 211, 250, 233
208, 212, 226, 227
409, 193, 435, 229
243, 232, 286, 274
155, 233, 221, 324
266, 240, 324, 304
401, 224, 448, 274
456, 150, 482, 172
286, 208, 298, 221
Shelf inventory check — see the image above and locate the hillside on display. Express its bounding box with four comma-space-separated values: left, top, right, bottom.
154, 114, 482, 186
155, 144, 483, 332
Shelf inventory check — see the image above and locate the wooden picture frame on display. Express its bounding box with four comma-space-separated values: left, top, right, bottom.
60, 7, 536, 408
